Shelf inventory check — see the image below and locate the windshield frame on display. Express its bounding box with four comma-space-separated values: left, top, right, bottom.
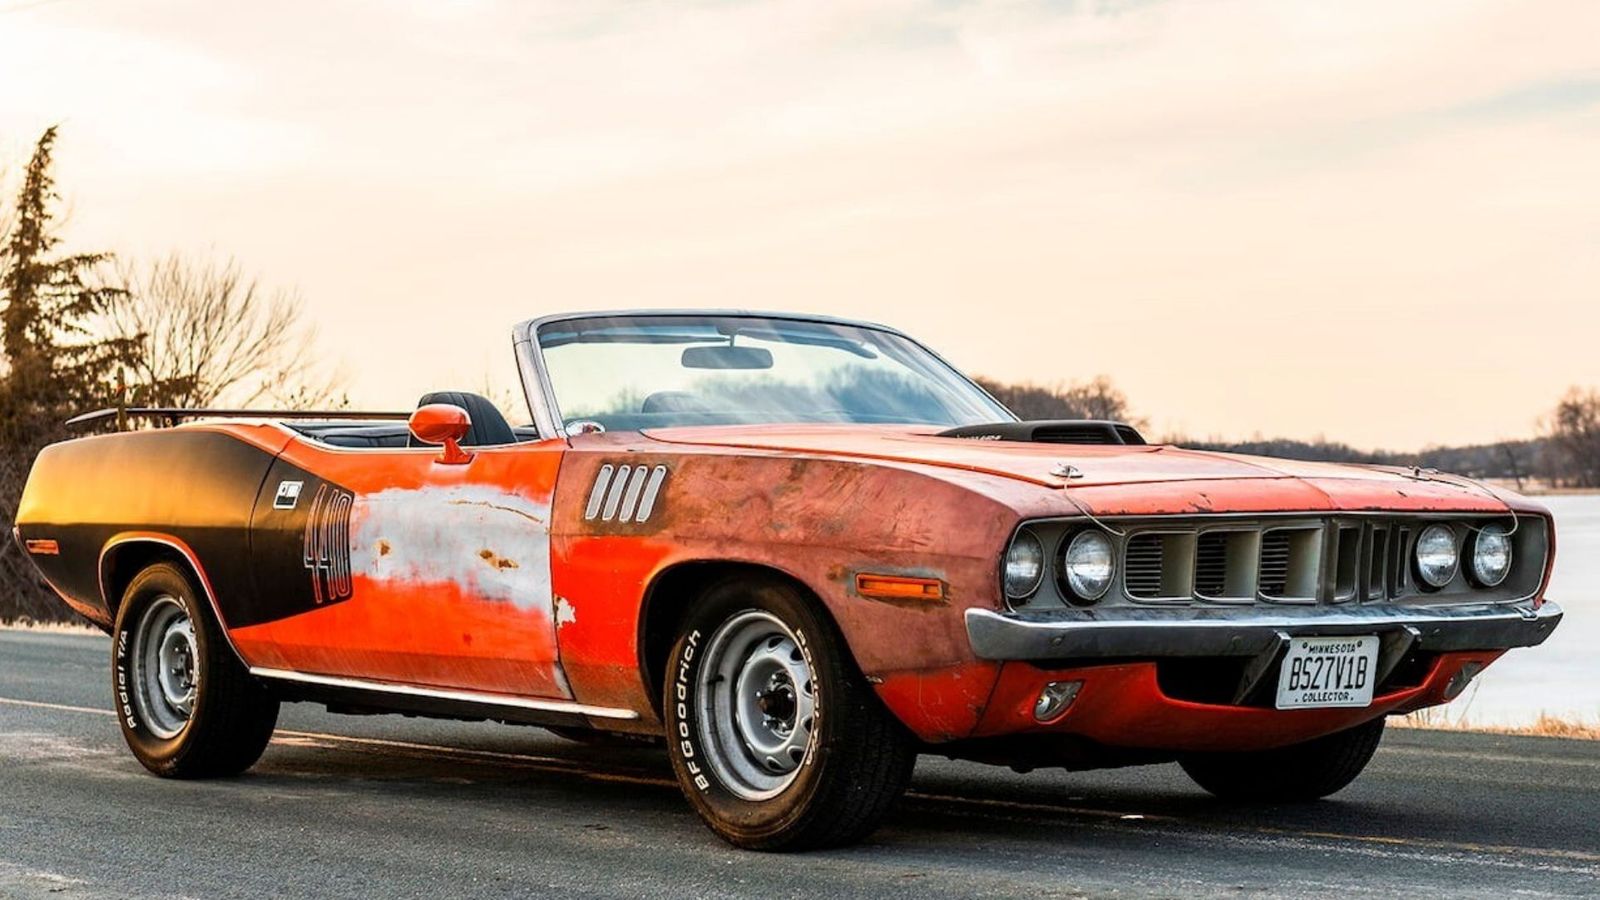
512, 310, 1016, 438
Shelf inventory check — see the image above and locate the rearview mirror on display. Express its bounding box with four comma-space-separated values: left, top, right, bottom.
681, 345, 774, 370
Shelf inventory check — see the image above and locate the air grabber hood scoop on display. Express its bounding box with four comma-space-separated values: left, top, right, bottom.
937, 420, 1147, 446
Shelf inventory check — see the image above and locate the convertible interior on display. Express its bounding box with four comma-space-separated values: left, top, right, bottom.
286, 388, 948, 448
289, 391, 533, 448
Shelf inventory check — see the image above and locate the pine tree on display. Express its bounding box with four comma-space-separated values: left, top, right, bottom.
0, 125, 138, 446
0, 126, 139, 623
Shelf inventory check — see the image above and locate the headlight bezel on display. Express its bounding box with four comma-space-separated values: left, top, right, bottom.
1413, 523, 1461, 590
1468, 523, 1514, 588
1002, 528, 1046, 602
1060, 528, 1116, 605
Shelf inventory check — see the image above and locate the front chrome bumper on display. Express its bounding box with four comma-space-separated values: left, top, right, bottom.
965, 600, 1564, 661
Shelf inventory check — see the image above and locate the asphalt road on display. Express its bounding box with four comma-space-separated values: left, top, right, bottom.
2, 630, 1597, 899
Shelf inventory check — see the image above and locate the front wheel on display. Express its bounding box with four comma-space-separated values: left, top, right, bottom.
113, 562, 280, 778
1180, 718, 1386, 802
663, 578, 916, 851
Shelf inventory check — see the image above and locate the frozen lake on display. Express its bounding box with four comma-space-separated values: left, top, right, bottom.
1428, 493, 1598, 727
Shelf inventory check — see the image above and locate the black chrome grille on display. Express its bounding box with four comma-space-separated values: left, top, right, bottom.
1334, 526, 1361, 600
1258, 531, 1292, 596
1123, 534, 1165, 598
1393, 526, 1412, 595
1367, 524, 1390, 600
1193, 532, 1229, 596
1068, 512, 1543, 609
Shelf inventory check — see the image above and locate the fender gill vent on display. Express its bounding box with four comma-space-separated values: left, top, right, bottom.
585, 463, 669, 523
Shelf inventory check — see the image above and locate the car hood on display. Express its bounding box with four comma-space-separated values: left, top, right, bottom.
641, 424, 1529, 515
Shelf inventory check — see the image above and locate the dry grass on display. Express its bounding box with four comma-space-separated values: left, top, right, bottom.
1396, 711, 1600, 741
0, 619, 101, 635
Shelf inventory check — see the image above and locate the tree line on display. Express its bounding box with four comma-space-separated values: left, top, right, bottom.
2, 126, 1595, 624
980, 376, 1600, 491
1, 127, 338, 623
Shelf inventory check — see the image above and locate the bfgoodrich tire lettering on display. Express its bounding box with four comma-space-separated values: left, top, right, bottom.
663, 577, 916, 851
113, 562, 280, 778
1179, 717, 1386, 802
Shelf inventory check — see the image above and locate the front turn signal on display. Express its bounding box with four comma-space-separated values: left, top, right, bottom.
855, 574, 946, 602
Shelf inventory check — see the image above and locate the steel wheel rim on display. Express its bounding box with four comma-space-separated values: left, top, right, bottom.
131, 595, 198, 739
695, 610, 817, 801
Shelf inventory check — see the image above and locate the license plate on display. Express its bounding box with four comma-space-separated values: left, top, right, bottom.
1275, 635, 1380, 709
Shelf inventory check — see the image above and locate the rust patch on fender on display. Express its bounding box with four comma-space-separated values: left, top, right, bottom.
478, 548, 520, 570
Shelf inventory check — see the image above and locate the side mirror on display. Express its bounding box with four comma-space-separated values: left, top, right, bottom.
409, 403, 474, 465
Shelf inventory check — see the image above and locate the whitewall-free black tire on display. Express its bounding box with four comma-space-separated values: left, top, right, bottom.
113, 562, 279, 778
662, 577, 916, 850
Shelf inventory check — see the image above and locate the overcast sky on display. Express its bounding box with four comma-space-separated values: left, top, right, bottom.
2, 0, 1596, 448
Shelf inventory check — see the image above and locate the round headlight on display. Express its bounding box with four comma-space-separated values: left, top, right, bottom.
1062, 530, 1116, 603
1003, 530, 1045, 600
1470, 524, 1513, 587
1414, 524, 1460, 589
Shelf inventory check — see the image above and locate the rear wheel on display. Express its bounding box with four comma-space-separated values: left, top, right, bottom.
1180, 718, 1385, 802
113, 562, 279, 778
662, 577, 916, 851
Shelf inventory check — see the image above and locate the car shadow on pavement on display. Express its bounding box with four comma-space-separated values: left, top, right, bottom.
242, 728, 1459, 855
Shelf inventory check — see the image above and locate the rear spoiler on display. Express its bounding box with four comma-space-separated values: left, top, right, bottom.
66, 407, 412, 430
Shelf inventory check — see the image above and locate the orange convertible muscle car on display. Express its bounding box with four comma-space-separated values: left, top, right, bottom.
13, 310, 1563, 849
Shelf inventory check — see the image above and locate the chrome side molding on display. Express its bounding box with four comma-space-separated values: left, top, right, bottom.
250, 668, 640, 720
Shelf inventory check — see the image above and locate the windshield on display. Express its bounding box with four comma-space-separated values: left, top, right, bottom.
535, 314, 1013, 432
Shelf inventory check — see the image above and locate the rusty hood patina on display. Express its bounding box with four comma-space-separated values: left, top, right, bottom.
642, 424, 1541, 518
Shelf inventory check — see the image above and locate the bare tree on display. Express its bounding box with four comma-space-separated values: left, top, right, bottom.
1498, 442, 1528, 492
1546, 387, 1600, 488
975, 374, 1143, 427
107, 253, 344, 410
477, 374, 529, 424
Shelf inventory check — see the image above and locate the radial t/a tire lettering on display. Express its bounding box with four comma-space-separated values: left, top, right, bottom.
112, 561, 280, 778
663, 577, 916, 851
